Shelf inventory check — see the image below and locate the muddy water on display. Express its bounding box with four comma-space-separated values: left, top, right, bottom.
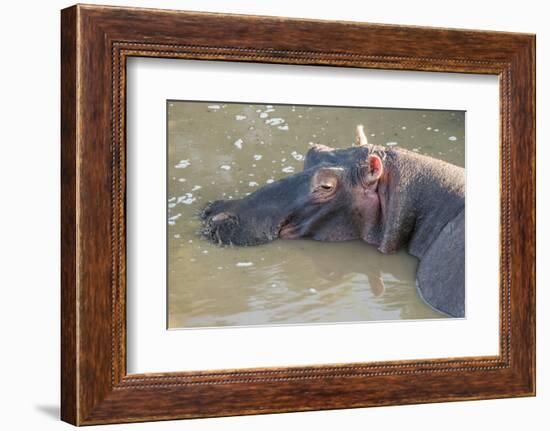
167, 101, 465, 329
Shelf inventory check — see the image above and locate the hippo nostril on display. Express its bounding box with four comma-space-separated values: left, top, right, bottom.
201, 200, 232, 221
211, 212, 231, 223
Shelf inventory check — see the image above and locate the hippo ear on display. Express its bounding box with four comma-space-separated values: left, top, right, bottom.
360, 154, 384, 187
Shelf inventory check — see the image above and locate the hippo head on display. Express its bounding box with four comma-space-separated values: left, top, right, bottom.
201, 126, 385, 246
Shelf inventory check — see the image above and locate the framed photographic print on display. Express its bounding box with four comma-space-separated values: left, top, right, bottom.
61, 4, 535, 425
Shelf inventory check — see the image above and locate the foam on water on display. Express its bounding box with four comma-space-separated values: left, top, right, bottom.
236, 262, 254, 267
177, 193, 196, 205
175, 159, 191, 169
168, 213, 181, 226
291, 151, 304, 161
265, 118, 285, 126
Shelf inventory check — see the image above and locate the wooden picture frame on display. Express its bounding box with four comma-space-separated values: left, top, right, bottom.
61, 4, 535, 425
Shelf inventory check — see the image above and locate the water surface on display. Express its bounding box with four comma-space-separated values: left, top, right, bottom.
167, 101, 465, 328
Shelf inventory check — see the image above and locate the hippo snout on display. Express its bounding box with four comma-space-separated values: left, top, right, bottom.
200, 198, 282, 246
201, 210, 239, 246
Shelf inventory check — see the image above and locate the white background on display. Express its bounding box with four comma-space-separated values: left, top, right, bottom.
127, 59, 499, 373
0, 0, 547, 430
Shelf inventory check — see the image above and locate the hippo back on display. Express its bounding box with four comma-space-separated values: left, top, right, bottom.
416, 208, 465, 318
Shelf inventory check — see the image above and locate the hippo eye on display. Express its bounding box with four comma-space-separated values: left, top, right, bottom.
312, 168, 340, 198
314, 180, 337, 195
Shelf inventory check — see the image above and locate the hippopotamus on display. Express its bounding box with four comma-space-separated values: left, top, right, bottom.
201, 125, 465, 317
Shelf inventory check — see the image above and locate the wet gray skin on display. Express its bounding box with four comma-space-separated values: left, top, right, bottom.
201, 126, 465, 317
